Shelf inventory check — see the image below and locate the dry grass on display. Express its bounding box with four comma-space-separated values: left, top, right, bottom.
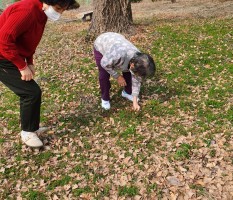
63, 0, 233, 22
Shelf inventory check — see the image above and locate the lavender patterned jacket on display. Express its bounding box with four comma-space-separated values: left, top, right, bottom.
94, 32, 142, 97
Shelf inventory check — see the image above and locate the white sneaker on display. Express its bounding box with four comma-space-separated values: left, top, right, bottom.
121, 90, 134, 101
101, 99, 110, 110
122, 90, 139, 102
21, 131, 43, 148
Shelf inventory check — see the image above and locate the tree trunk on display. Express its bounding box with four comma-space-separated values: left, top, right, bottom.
89, 0, 133, 35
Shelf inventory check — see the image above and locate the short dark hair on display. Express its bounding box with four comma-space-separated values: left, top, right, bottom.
130, 52, 156, 79
40, 0, 80, 10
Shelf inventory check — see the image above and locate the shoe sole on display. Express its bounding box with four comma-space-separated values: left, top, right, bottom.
102, 107, 110, 110
122, 95, 139, 102
24, 143, 43, 148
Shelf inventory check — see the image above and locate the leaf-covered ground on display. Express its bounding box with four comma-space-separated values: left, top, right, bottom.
0, 4, 233, 200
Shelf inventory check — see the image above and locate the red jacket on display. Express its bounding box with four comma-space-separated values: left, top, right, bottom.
0, 0, 47, 70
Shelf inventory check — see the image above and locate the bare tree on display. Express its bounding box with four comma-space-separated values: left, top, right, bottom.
89, 0, 133, 34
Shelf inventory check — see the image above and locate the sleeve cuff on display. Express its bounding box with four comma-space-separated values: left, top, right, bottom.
112, 72, 120, 79
19, 64, 27, 71
132, 92, 139, 97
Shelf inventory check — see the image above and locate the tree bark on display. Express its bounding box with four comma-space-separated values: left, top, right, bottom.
89, 0, 133, 35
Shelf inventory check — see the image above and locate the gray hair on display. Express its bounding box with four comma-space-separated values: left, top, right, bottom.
130, 52, 156, 78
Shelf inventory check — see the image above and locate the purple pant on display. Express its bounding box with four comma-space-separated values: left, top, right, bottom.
94, 48, 132, 101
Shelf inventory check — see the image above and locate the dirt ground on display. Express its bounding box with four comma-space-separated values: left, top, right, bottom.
64, 0, 233, 21
131, 0, 233, 19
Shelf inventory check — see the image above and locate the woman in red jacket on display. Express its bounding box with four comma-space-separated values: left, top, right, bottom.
0, 0, 79, 148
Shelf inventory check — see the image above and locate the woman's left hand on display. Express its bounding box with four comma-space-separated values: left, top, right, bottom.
28, 64, 35, 75
133, 102, 140, 111
133, 96, 140, 111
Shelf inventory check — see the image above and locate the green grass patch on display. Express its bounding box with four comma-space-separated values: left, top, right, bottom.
34, 151, 54, 164
73, 186, 92, 197
173, 143, 192, 160
47, 175, 71, 190
22, 189, 47, 200
118, 185, 139, 197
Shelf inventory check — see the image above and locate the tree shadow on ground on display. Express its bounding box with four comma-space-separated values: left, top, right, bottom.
140, 70, 180, 103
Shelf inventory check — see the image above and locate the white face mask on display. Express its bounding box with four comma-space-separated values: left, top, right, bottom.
44, 6, 61, 21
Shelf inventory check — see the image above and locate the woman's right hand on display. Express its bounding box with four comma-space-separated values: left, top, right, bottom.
20, 66, 34, 81
117, 75, 127, 87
